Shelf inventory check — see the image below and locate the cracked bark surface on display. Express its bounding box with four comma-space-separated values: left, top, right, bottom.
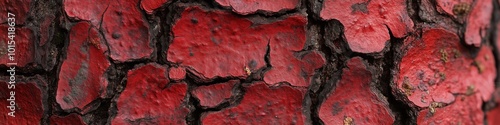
0, 0, 499, 124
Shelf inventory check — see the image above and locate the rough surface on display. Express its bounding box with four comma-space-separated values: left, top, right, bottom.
141, 0, 169, 14
0, 0, 31, 24
320, 0, 414, 53
264, 46, 325, 87
487, 89, 500, 124
168, 7, 268, 79
0, 79, 44, 125
0, 26, 34, 67
417, 95, 483, 124
192, 80, 237, 108
215, 0, 299, 15
435, 0, 474, 16
50, 114, 86, 125
464, 0, 493, 46
168, 7, 326, 86
201, 82, 307, 125
64, 0, 153, 61
169, 66, 186, 81
63, 0, 109, 26
56, 22, 110, 111
0, 0, 499, 124
396, 28, 496, 108
319, 57, 394, 125
112, 64, 189, 125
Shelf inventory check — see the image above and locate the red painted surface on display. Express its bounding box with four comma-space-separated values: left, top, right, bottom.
0, 26, 34, 67
141, 0, 169, 14
215, 0, 299, 15
201, 82, 307, 125
169, 66, 187, 81
264, 45, 325, 87
168, 7, 268, 79
192, 80, 237, 107
396, 28, 495, 108
50, 114, 86, 125
102, 0, 153, 61
320, 0, 413, 53
169, 7, 324, 86
112, 64, 189, 124
319, 57, 394, 125
65, 0, 153, 61
0, 81, 43, 125
57, 22, 110, 111
417, 95, 483, 124
64, 0, 109, 26
0, 0, 31, 24
1, 0, 499, 124
488, 108, 500, 125
169, 7, 316, 82
487, 89, 500, 124
465, 0, 493, 47
436, 0, 492, 46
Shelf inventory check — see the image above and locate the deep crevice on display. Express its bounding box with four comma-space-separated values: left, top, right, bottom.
104, 59, 153, 124
489, 0, 500, 89
184, 71, 247, 125
33, 0, 70, 123
304, 1, 349, 124
407, 0, 424, 23
380, 30, 417, 125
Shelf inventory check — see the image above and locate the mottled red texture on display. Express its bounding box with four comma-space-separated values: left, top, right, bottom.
264, 47, 325, 87
396, 28, 495, 108
417, 95, 483, 124
487, 89, 500, 124
169, 66, 186, 81
215, 0, 299, 15
64, 0, 153, 61
141, 0, 169, 14
0, 26, 34, 67
0, 0, 31, 24
168, 7, 267, 79
0, 0, 498, 124
192, 80, 237, 107
201, 82, 307, 124
465, 0, 493, 46
169, 7, 324, 87
319, 57, 394, 125
0, 81, 44, 125
112, 64, 189, 124
320, 0, 413, 53
57, 22, 110, 111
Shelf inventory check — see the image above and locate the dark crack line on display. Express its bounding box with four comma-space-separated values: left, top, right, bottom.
98, 4, 112, 60
184, 72, 247, 125
489, 0, 500, 89
39, 0, 71, 124
303, 0, 353, 124
381, 31, 417, 125
153, 0, 182, 65
105, 60, 153, 124
482, 0, 500, 120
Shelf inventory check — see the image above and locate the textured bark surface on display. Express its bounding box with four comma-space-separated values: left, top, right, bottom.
0, 0, 499, 124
